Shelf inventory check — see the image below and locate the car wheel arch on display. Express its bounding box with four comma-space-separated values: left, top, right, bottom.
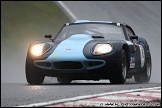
122, 44, 130, 71
138, 37, 151, 70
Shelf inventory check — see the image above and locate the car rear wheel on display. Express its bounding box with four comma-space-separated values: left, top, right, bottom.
26, 59, 45, 85
109, 50, 127, 84
134, 52, 151, 83
57, 77, 72, 84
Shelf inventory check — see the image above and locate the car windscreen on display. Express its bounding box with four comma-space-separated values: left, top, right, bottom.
55, 23, 125, 40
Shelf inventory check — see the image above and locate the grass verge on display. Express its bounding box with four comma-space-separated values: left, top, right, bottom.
1, 1, 70, 83
1, 1, 70, 48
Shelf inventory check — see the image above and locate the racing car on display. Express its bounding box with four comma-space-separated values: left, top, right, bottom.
26, 20, 152, 85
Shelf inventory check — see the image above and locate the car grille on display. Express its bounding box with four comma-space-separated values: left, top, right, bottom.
35, 62, 51, 67
85, 61, 103, 67
53, 61, 83, 69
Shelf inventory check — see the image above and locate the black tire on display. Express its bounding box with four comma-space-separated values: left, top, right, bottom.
134, 52, 151, 83
26, 58, 45, 85
109, 50, 127, 84
57, 77, 72, 84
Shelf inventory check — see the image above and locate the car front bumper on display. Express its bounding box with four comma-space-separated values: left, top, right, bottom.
34, 59, 106, 71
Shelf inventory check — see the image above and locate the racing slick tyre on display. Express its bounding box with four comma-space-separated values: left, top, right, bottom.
134, 52, 151, 83
57, 77, 72, 84
109, 50, 127, 84
26, 59, 45, 85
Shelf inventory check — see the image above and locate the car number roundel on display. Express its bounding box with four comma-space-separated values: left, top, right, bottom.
138, 45, 145, 68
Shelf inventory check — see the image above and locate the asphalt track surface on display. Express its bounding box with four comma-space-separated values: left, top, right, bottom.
1, 1, 161, 107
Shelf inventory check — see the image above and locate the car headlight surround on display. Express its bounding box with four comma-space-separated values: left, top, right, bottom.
92, 43, 113, 55
30, 43, 51, 56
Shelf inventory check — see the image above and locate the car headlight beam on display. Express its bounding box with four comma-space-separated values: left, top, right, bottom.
92, 44, 113, 55
31, 43, 46, 56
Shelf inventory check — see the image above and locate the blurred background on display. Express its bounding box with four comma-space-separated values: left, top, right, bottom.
1, 1, 70, 83
1, 1, 161, 83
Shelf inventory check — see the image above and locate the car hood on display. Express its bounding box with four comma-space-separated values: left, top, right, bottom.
46, 34, 94, 61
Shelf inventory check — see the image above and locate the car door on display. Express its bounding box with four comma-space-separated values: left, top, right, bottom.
125, 26, 141, 70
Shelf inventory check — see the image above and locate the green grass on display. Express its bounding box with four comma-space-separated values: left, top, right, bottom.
1, 1, 70, 57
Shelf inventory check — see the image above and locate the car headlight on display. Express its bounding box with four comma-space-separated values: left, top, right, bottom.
92, 44, 113, 55
31, 43, 50, 56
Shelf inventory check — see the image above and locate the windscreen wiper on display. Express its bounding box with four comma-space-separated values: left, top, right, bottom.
92, 35, 105, 38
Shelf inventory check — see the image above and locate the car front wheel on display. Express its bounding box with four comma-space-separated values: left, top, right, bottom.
26, 59, 45, 85
109, 50, 127, 84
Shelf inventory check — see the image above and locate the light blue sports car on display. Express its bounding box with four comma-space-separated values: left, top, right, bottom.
26, 20, 151, 85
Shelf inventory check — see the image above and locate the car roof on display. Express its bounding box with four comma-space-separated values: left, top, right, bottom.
74, 20, 113, 23
67, 20, 127, 27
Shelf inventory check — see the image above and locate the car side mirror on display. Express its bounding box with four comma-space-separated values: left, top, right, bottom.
130, 35, 138, 40
45, 34, 52, 39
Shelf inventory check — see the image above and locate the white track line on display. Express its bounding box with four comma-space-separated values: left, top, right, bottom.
144, 89, 161, 92
57, 1, 77, 21
126, 92, 161, 98
16, 87, 161, 107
